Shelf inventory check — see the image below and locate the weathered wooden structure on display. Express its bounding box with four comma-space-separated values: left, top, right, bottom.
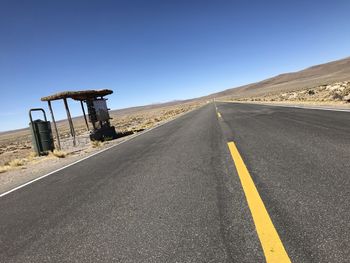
41, 89, 117, 149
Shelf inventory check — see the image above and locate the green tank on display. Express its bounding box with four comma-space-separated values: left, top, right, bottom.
29, 108, 54, 156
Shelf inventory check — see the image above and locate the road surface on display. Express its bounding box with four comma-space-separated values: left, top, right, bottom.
1, 102, 349, 262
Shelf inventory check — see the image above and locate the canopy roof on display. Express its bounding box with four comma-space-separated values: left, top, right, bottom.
41, 89, 113, 101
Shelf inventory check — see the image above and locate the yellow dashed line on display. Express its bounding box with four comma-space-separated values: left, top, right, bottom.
227, 141, 291, 263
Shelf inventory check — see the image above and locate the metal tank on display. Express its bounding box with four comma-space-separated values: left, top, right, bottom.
29, 108, 54, 156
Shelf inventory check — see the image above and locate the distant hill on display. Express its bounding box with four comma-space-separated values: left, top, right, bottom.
206, 56, 350, 99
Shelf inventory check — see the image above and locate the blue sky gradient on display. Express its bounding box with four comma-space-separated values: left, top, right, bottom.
1, 0, 350, 131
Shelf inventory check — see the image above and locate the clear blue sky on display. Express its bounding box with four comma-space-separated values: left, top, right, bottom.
1, 0, 350, 131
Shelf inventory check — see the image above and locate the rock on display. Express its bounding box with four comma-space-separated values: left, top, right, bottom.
330, 93, 343, 100
326, 85, 341, 91
288, 93, 298, 99
343, 94, 350, 102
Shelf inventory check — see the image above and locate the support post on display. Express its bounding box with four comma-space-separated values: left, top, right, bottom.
80, 100, 90, 131
63, 98, 76, 146
47, 101, 61, 150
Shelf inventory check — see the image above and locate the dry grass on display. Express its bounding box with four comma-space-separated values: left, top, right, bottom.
0, 165, 9, 173
50, 149, 67, 158
91, 140, 103, 148
0, 158, 26, 174
0, 150, 66, 174
0, 151, 41, 173
8, 158, 25, 167
28, 152, 38, 158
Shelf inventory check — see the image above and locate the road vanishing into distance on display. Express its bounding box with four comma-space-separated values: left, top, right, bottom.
1, 102, 349, 262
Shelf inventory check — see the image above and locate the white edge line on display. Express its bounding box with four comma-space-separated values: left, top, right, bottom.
219, 101, 350, 112
0, 105, 203, 198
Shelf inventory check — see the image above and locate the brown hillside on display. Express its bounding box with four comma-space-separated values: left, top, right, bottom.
208, 56, 350, 99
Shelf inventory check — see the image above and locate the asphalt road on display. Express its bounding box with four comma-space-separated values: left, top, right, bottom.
1, 102, 349, 262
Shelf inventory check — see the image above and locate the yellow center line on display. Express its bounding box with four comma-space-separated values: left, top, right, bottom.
217, 112, 222, 118
227, 141, 291, 263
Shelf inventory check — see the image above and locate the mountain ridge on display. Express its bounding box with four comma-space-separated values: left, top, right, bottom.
205, 56, 350, 99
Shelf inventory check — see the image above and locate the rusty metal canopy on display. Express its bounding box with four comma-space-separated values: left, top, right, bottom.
41, 89, 113, 101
